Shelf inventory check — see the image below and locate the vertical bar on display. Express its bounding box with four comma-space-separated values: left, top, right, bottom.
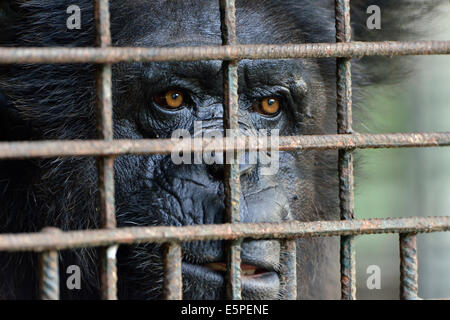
399, 233, 419, 300
335, 0, 356, 300
94, 0, 117, 300
163, 242, 183, 300
100, 245, 118, 300
219, 0, 242, 300
280, 240, 297, 300
39, 251, 60, 300
39, 228, 60, 300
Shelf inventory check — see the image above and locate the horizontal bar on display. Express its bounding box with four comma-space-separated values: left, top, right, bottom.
0, 216, 447, 252
0, 132, 448, 159
0, 41, 448, 64
162, 242, 183, 300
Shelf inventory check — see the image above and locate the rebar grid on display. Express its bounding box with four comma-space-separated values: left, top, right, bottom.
0, 0, 448, 301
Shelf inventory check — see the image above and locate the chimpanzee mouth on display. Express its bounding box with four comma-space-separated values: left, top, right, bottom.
182, 261, 280, 299
203, 262, 270, 277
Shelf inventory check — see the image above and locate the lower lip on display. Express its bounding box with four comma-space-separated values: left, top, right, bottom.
182, 262, 279, 288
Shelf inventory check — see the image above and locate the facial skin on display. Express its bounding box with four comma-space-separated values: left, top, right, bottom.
110, 0, 339, 300
0, 0, 432, 299
0, 0, 339, 300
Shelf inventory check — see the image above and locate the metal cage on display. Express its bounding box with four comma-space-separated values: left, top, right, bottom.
0, 0, 449, 300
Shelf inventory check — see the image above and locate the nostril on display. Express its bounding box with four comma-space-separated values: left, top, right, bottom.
206, 151, 256, 178
206, 163, 225, 180
208, 163, 254, 178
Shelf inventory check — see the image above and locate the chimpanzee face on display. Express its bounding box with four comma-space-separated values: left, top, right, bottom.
109, 0, 338, 299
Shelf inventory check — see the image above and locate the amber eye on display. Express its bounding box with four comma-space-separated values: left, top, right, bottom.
254, 97, 281, 117
153, 89, 185, 109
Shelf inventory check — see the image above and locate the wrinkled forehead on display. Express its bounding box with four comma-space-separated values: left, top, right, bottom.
110, 0, 303, 47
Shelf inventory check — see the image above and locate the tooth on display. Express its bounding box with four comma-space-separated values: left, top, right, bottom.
243, 269, 256, 275
206, 263, 226, 272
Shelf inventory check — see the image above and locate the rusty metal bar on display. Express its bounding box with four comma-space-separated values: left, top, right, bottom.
336, 0, 356, 300
0, 217, 447, 252
0, 132, 448, 160
99, 245, 118, 300
0, 41, 448, 64
95, 0, 112, 50
94, 0, 117, 301
400, 233, 419, 300
280, 240, 297, 300
39, 250, 60, 300
38, 228, 60, 300
340, 233, 355, 299
220, 0, 242, 301
162, 242, 183, 300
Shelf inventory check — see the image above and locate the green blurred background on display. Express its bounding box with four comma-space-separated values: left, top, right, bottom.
354, 4, 450, 299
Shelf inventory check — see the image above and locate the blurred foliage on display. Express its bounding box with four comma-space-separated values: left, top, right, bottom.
353, 5, 450, 299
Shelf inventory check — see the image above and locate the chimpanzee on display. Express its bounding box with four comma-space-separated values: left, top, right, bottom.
0, 0, 439, 299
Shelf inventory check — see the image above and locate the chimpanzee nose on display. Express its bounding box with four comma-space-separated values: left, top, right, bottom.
206, 152, 256, 180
